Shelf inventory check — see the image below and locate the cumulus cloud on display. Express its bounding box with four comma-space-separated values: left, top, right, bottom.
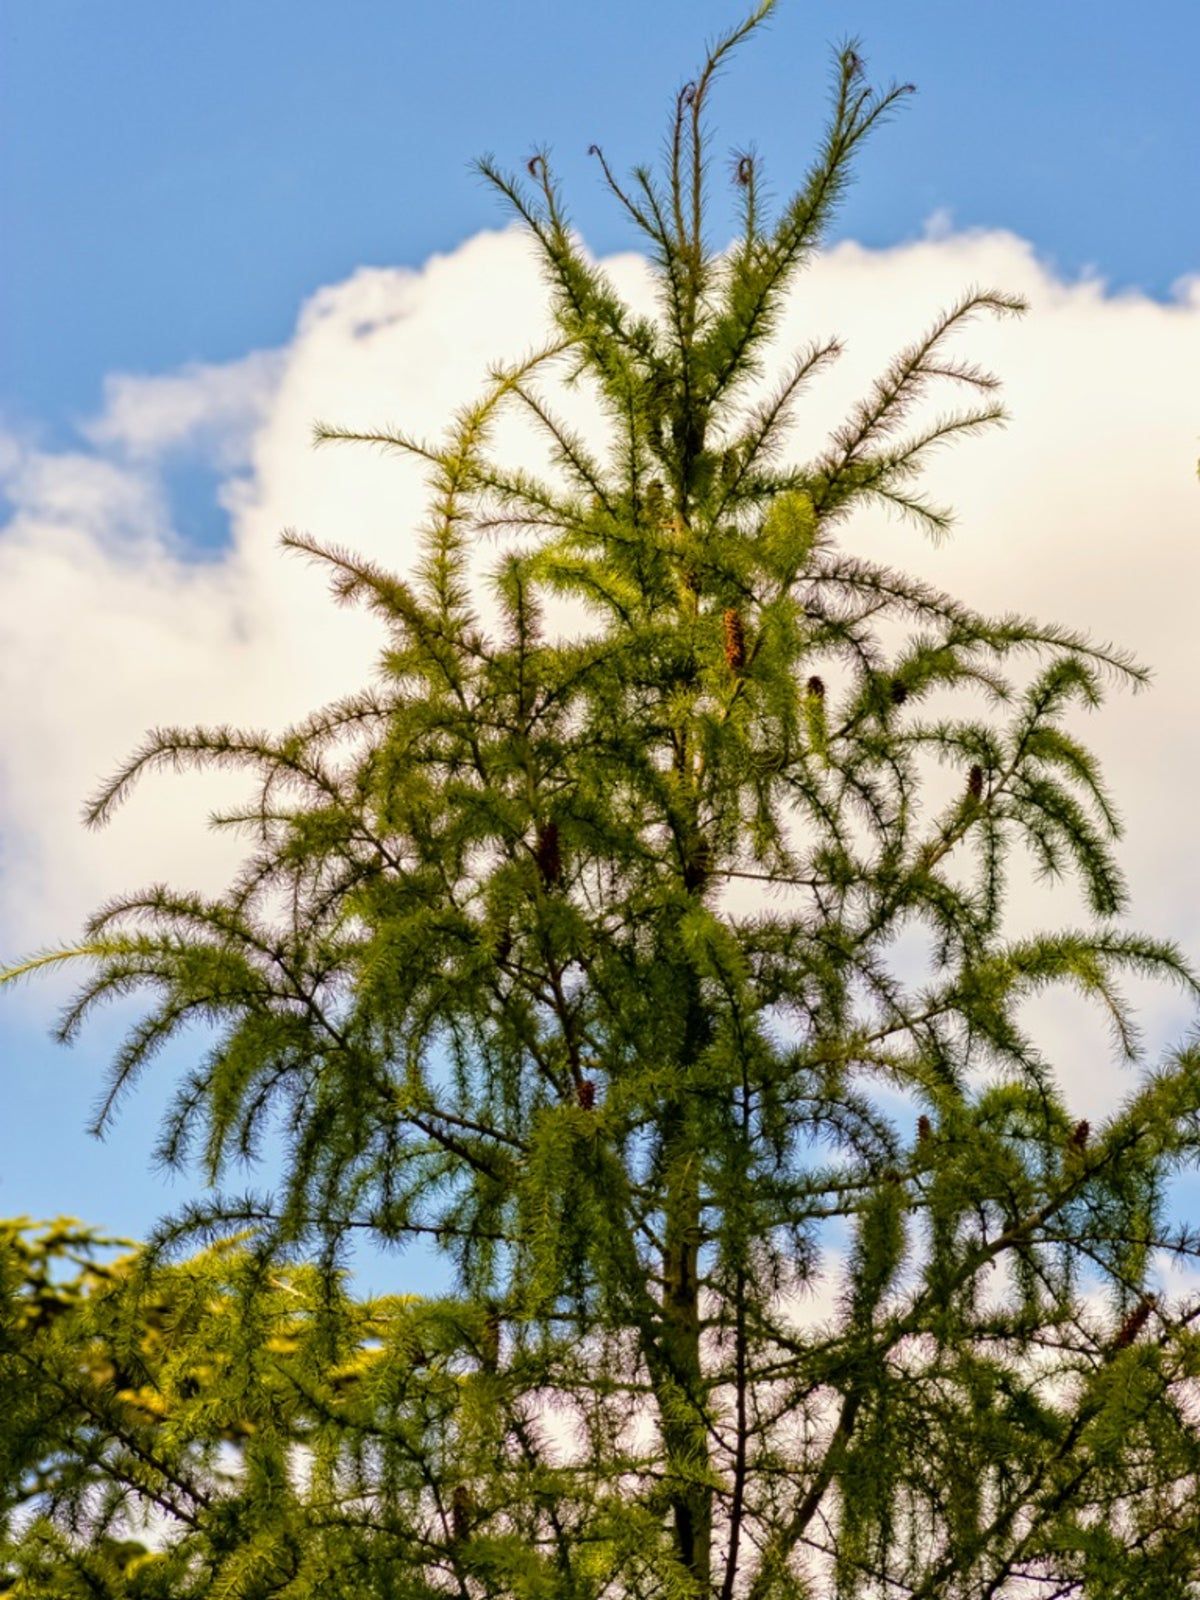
85, 349, 284, 466
1, 223, 1197, 1114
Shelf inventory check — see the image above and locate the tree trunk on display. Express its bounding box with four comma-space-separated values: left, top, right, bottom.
662, 1128, 711, 1585
659, 972, 713, 1587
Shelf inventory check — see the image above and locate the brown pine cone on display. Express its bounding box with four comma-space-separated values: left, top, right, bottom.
451, 1483, 473, 1541
1113, 1295, 1156, 1351
723, 607, 746, 672
534, 821, 561, 887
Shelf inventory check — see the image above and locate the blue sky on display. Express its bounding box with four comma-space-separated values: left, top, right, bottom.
2, 2, 1199, 1293
5, 0, 1199, 442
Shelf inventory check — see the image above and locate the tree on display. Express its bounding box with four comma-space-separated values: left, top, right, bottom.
4, 3, 1200, 1594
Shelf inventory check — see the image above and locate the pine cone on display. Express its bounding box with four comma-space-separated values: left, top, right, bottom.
683, 836, 711, 893
577, 1078, 596, 1110
534, 822, 561, 888
806, 675, 825, 699
723, 607, 746, 672
1070, 1119, 1090, 1151
967, 764, 984, 801
1113, 1295, 1156, 1351
736, 154, 753, 186
917, 1114, 932, 1143
890, 679, 908, 705
451, 1484, 472, 1541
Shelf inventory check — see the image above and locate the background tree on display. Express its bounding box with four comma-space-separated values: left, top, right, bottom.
5, 3, 1200, 1594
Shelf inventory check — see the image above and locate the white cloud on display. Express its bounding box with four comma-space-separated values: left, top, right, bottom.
1, 224, 1197, 1117
85, 348, 283, 466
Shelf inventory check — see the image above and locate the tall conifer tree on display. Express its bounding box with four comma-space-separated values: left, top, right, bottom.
5, 5, 1200, 1595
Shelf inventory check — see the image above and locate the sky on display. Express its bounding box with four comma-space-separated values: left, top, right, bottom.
2, 1, 1199, 1295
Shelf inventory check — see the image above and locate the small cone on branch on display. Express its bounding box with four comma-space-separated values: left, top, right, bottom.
1113, 1295, 1156, 1351
1070, 1119, 1090, 1151
451, 1483, 472, 1541
577, 1078, 596, 1110
723, 607, 746, 672
806, 675, 825, 699
683, 835, 711, 893
736, 153, 754, 186
890, 679, 908, 705
917, 1114, 932, 1144
534, 821, 561, 888
967, 764, 984, 802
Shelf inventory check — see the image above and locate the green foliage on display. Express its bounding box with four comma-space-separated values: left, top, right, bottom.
5, 4, 1200, 1594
